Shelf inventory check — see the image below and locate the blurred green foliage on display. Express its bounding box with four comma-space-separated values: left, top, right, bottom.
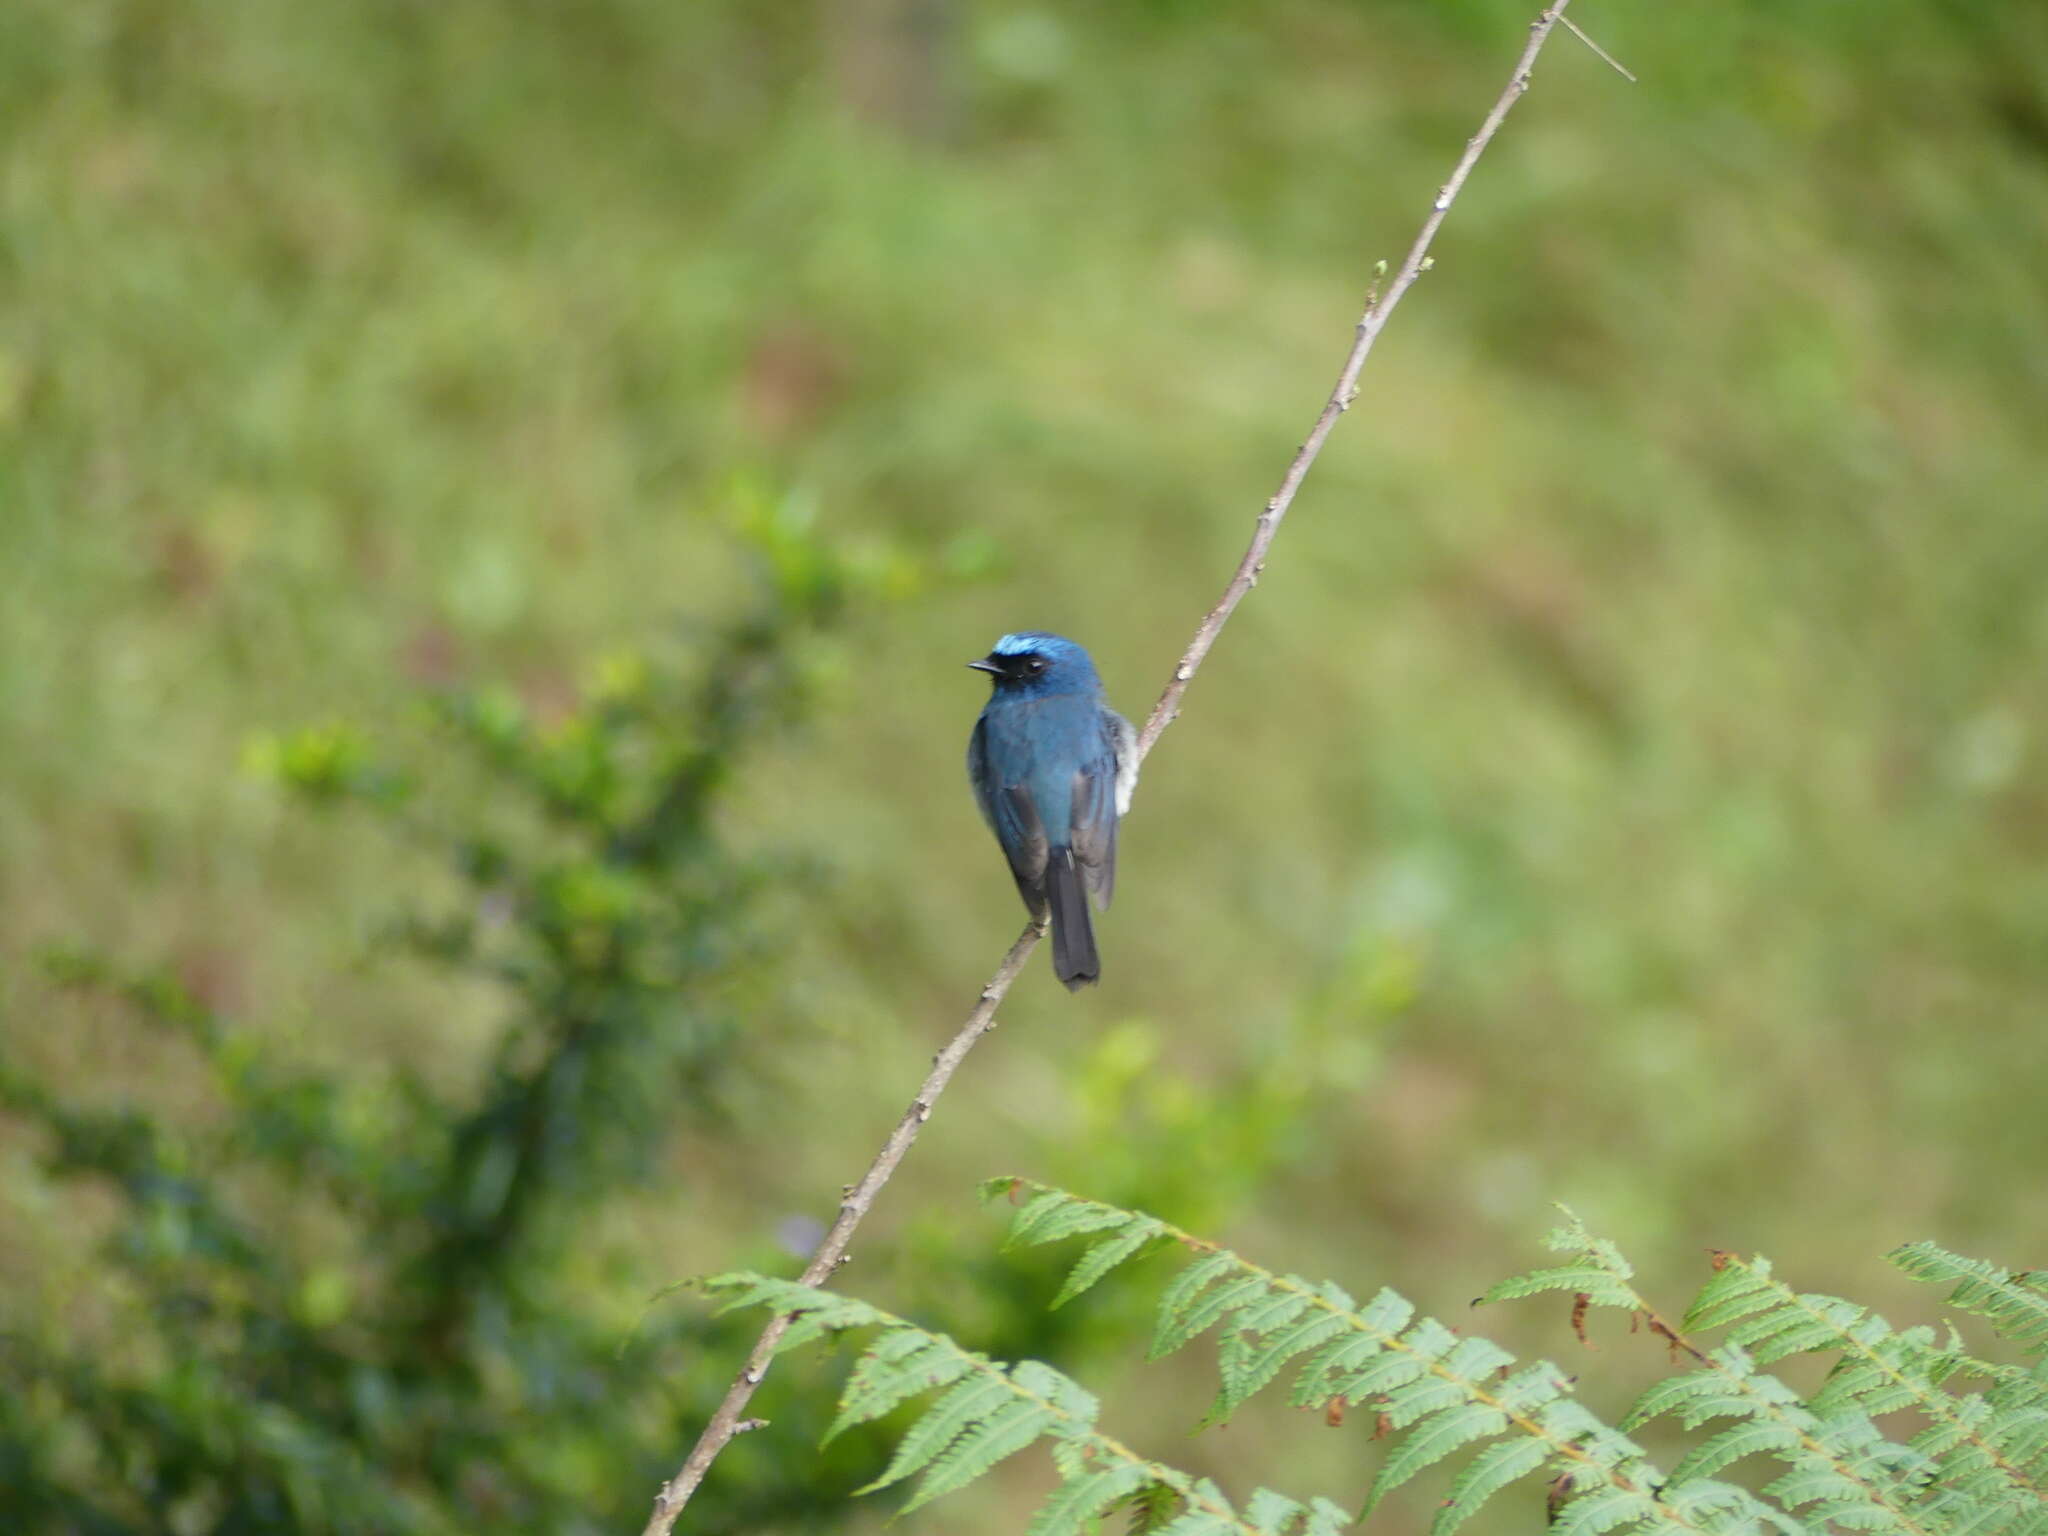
0, 519, 908, 1531
2, 0, 2047, 1530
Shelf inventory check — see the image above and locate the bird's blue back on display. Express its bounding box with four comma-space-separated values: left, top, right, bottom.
975, 689, 1111, 848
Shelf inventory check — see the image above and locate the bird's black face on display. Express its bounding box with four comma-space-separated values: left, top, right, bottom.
969, 632, 1099, 696
968, 649, 1050, 685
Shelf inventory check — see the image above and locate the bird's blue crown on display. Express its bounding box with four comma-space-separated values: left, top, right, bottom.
991, 631, 1065, 657
976, 631, 1101, 694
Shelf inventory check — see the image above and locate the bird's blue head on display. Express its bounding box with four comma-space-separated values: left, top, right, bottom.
968, 631, 1102, 697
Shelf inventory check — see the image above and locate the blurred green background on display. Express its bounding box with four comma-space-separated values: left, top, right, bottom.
4, 0, 2047, 1530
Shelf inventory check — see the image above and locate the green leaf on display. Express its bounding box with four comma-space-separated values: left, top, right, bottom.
1535, 1397, 1611, 1446
1930, 1494, 2039, 1536
1669, 1419, 1806, 1482
1008, 1189, 1131, 1250
1015, 1359, 1100, 1435
1153, 1272, 1269, 1360
1228, 1287, 1315, 1342
764, 1308, 832, 1355
1364, 1402, 1509, 1513
1383, 1374, 1479, 1429
1290, 1328, 1387, 1406
1203, 1292, 1320, 1425
1549, 1489, 1662, 1536
1359, 1287, 1419, 1335
1053, 1216, 1166, 1307
1492, 1362, 1573, 1415
1217, 1308, 1349, 1420
1244, 1486, 1308, 1533
1623, 1369, 1747, 1431
1760, 1466, 1885, 1513
1150, 1249, 1239, 1358
1481, 1263, 1638, 1308
1024, 1463, 1153, 1536
1153, 1507, 1238, 1536
1656, 1479, 1776, 1526
1441, 1335, 1517, 1382
1431, 1434, 1551, 1536
1890, 1243, 2048, 1354
1288, 1289, 1416, 1404
1540, 1213, 1634, 1278
856, 1372, 1013, 1495
1684, 1261, 1780, 1334
1806, 1361, 1897, 1419
826, 1329, 971, 1442
900, 1391, 1055, 1513
1327, 1343, 1431, 1404
1728, 1309, 1857, 1365
1396, 1317, 1461, 1364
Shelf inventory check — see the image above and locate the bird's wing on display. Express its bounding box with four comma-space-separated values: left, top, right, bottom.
970, 715, 1052, 912
966, 716, 1000, 834
1069, 707, 1134, 909
1001, 787, 1050, 887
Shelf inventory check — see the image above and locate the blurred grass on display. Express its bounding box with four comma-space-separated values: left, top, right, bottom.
4, 0, 2048, 1529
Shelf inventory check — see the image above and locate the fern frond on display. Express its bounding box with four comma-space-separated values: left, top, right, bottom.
1892, 1244, 2048, 1358
1702, 1253, 2042, 1510
1120, 1481, 1186, 1533
1239, 1486, 1353, 1535
1054, 1216, 1169, 1308
704, 1273, 1313, 1533
1023, 1462, 1152, 1535
1153, 1500, 1238, 1535
1626, 1322, 1940, 1530
1004, 1186, 1135, 1250
852, 1371, 1016, 1496
1553, 1488, 1672, 1536
1434, 1435, 1553, 1536
1366, 1402, 1509, 1512
1155, 1249, 1241, 1345
1684, 1260, 1784, 1335
824, 1328, 972, 1443
992, 1180, 1730, 1536
1669, 1418, 1806, 1483
1481, 1209, 1640, 1311
1622, 1369, 1753, 1432
1502, 1225, 2048, 1536
898, 1361, 1088, 1513
703, 1271, 884, 1333
1289, 1287, 1416, 1405
1155, 1271, 1274, 1360
1213, 1305, 1349, 1422
709, 1197, 2048, 1536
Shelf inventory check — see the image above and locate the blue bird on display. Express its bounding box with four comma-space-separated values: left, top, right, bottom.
967, 632, 1137, 990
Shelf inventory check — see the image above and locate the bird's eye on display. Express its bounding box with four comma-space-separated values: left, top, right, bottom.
1025, 657, 1047, 674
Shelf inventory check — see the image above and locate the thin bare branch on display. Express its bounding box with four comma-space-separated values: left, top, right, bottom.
1137, 1, 1572, 758
1559, 13, 1637, 83
640, 8, 1577, 1530
639, 919, 1043, 1534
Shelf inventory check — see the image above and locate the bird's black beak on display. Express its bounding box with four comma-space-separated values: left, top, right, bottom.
967, 656, 1002, 675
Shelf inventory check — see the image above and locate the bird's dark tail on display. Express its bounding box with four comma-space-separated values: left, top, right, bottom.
1046, 847, 1100, 990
